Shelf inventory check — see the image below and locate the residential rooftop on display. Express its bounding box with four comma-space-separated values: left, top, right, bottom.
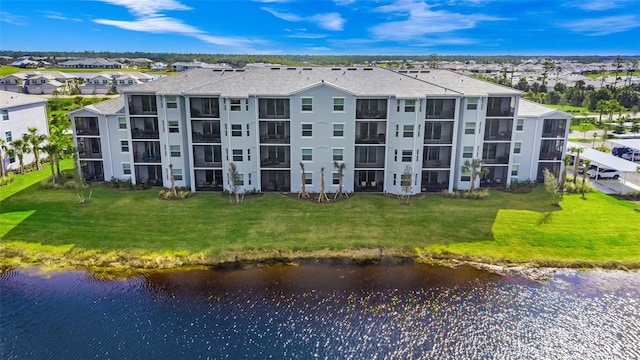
0, 91, 47, 108
517, 99, 569, 118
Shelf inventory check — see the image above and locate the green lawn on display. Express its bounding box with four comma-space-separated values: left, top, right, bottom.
1, 163, 639, 268
0, 159, 74, 201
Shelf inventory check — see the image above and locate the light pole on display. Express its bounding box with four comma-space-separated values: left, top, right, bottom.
592, 132, 598, 148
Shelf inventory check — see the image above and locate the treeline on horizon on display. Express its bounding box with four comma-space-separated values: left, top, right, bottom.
1, 51, 638, 67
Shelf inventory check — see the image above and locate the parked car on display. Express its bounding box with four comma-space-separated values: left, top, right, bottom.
621, 150, 640, 161
587, 167, 621, 180
612, 147, 629, 157
577, 164, 596, 174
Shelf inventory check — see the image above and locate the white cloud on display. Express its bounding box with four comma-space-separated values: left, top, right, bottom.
370, 0, 505, 41
562, 15, 640, 36
570, 0, 629, 11
0, 12, 28, 26
285, 33, 328, 39
41, 11, 83, 22
261, 7, 345, 31
93, 0, 262, 50
334, 0, 356, 5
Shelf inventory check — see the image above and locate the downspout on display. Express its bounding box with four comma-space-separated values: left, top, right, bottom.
411, 98, 420, 195
163, 94, 170, 187
226, 98, 232, 191
104, 114, 114, 180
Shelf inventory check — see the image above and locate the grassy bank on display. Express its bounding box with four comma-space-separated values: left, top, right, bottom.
1, 164, 639, 270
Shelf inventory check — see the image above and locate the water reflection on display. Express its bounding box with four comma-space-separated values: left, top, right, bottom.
1, 265, 639, 359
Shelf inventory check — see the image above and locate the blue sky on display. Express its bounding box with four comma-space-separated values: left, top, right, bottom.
1, 0, 639, 55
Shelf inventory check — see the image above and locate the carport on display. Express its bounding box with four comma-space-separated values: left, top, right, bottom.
567, 141, 640, 194
609, 139, 640, 161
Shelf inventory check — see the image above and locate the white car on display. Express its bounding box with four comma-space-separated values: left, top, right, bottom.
621, 151, 640, 161
586, 167, 621, 180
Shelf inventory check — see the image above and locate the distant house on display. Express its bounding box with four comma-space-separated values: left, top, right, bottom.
171, 60, 230, 72
10, 58, 50, 69
150, 62, 167, 71
1, 71, 72, 94
0, 91, 49, 172
58, 58, 123, 69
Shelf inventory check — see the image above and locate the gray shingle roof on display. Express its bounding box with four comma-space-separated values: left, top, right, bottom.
0, 91, 47, 109
517, 99, 571, 118
412, 69, 522, 96
85, 96, 125, 115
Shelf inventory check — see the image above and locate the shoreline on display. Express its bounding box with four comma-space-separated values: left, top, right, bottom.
1, 246, 638, 281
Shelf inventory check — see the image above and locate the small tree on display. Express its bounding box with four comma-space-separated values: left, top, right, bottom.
227, 162, 242, 204
317, 167, 329, 203
26, 127, 46, 170
557, 154, 571, 199
0, 138, 6, 178
579, 122, 595, 140
333, 161, 348, 199
568, 146, 584, 184
168, 163, 178, 198
298, 162, 309, 199
543, 168, 560, 206
581, 159, 591, 199
9, 137, 30, 174
461, 159, 489, 192
400, 165, 412, 205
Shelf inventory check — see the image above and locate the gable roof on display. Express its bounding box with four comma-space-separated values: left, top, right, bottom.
412, 69, 522, 96
517, 99, 571, 118
0, 91, 47, 109
69, 96, 125, 115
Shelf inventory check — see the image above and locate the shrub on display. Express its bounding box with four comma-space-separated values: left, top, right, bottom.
503, 180, 536, 193
564, 180, 594, 194
0, 173, 16, 186
158, 187, 193, 200
439, 189, 489, 200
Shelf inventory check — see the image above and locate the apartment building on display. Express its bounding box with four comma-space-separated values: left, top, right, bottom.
69, 66, 571, 195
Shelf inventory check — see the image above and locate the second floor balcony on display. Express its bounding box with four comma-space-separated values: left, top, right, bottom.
131, 117, 159, 139
422, 146, 452, 168
132, 141, 161, 163
75, 117, 99, 136
193, 145, 222, 167
424, 121, 454, 144
260, 145, 290, 168
484, 119, 513, 141
539, 139, 564, 160
482, 143, 511, 164
259, 121, 290, 144
355, 121, 386, 144
76, 137, 101, 159
355, 146, 385, 168
192, 120, 221, 143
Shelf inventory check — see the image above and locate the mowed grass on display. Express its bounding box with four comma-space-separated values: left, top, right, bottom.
0, 159, 74, 201
1, 162, 639, 267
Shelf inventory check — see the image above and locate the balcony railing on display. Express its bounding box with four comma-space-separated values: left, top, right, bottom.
134, 153, 161, 163
129, 107, 157, 116
426, 110, 455, 119
354, 161, 385, 168
421, 182, 449, 192
542, 130, 566, 138
194, 159, 222, 168
486, 107, 514, 117
76, 128, 99, 136
539, 151, 563, 161
260, 159, 290, 168
355, 110, 386, 119
131, 130, 159, 139
422, 160, 451, 168
354, 181, 384, 192
136, 178, 163, 186
424, 135, 453, 144
192, 133, 221, 143
482, 155, 510, 164
260, 135, 290, 144
355, 135, 386, 144
77, 150, 102, 159
484, 131, 512, 141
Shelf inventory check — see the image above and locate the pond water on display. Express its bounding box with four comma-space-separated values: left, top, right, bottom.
1, 263, 639, 359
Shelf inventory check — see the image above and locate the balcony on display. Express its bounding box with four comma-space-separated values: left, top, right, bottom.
425, 99, 456, 119
80, 161, 104, 182
484, 119, 513, 141
542, 119, 567, 138
354, 170, 384, 192
261, 170, 291, 192
135, 165, 163, 186
480, 166, 508, 188
422, 160, 451, 168
356, 99, 387, 119
190, 97, 220, 118
128, 95, 157, 115
539, 151, 563, 161
77, 138, 101, 159
421, 170, 450, 192
192, 133, 221, 143
131, 117, 159, 139
424, 121, 454, 144
193, 145, 222, 167
258, 98, 290, 119
482, 143, 511, 164
539, 139, 564, 160
486, 97, 515, 117
260, 158, 290, 168
77, 148, 102, 159
355, 146, 385, 168
355, 121, 385, 144
195, 170, 223, 191
482, 155, 510, 164
132, 142, 161, 163
75, 117, 99, 136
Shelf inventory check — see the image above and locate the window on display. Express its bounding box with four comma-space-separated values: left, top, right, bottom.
465, 122, 475, 135
230, 99, 242, 111
461, 170, 471, 182
259, 98, 289, 119
237, 174, 244, 186
402, 150, 412, 162
120, 140, 129, 153
332, 148, 344, 161
511, 164, 519, 177
403, 125, 414, 138
516, 118, 524, 131
118, 117, 127, 129
514, 142, 522, 154
123, 163, 131, 175
168, 120, 179, 133
166, 96, 177, 109
248, 173, 252, 185
8, 154, 15, 163
232, 149, 243, 161
247, 148, 251, 161
333, 123, 344, 137
302, 123, 313, 137
467, 97, 478, 110
301, 98, 313, 112
463, 146, 473, 158
5, 131, 12, 142
170, 145, 180, 157
395, 124, 399, 137
231, 124, 242, 137
302, 148, 312, 161
333, 98, 345, 112
172, 168, 183, 181
304, 172, 312, 185
404, 99, 416, 112
246, 124, 250, 136
393, 173, 397, 186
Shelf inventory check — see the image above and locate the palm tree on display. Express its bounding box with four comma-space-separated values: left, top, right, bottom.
26, 127, 46, 170
558, 154, 571, 195
41, 143, 58, 184
612, 57, 624, 91
317, 167, 329, 203
298, 162, 309, 199
568, 146, 584, 184
0, 138, 7, 178
9, 137, 30, 174
461, 159, 489, 192
47, 125, 73, 178
581, 159, 591, 199
333, 161, 348, 199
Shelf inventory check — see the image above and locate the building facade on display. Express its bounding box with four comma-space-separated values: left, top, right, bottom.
70, 67, 571, 195
0, 91, 49, 172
